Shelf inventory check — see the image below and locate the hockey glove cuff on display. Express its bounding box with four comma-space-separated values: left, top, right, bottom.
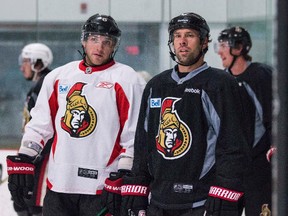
204, 186, 243, 216
266, 146, 277, 162
101, 171, 130, 216
121, 175, 150, 216
6, 154, 35, 208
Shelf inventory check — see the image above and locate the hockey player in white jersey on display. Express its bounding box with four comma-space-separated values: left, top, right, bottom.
6, 14, 146, 216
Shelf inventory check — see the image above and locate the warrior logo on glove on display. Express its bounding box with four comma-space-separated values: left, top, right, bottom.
156, 97, 191, 159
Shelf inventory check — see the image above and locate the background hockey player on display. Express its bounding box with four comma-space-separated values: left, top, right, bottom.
119, 12, 247, 216
215, 26, 273, 216
12, 43, 53, 216
6, 14, 146, 216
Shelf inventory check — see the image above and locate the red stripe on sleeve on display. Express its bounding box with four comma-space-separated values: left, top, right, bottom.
49, 80, 59, 157
106, 83, 130, 166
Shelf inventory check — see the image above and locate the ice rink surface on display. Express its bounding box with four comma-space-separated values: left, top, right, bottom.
0, 149, 18, 216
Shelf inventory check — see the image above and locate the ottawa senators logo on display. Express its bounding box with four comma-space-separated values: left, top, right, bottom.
156, 97, 191, 159
61, 82, 97, 137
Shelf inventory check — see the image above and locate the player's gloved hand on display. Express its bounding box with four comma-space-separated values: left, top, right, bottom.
6, 154, 35, 208
121, 175, 150, 216
204, 186, 243, 216
101, 170, 130, 216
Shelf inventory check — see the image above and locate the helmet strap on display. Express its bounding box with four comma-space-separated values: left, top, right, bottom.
31, 62, 45, 81
228, 48, 241, 71
78, 46, 85, 60
32, 71, 38, 81
31, 66, 42, 81
228, 56, 236, 71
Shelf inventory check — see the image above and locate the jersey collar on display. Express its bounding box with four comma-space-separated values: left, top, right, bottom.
79, 60, 115, 74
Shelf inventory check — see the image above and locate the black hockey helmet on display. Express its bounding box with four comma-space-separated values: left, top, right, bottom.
81, 14, 121, 43
168, 12, 210, 66
218, 26, 252, 55
80, 14, 121, 60
168, 12, 210, 44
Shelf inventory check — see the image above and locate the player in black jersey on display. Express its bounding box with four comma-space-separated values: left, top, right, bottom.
12, 43, 53, 216
215, 26, 273, 216
117, 12, 248, 216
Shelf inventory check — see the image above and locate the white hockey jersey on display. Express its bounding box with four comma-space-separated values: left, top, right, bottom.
20, 60, 146, 195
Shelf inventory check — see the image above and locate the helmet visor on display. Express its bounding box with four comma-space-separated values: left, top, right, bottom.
18, 55, 32, 66
213, 40, 230, 53
83, 33, 116, 48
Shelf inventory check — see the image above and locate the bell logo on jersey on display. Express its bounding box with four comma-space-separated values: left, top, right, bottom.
59, 84, 70, 94
150, 98, 161, 108
155, 97, 192, 160
60, 82, 97, 138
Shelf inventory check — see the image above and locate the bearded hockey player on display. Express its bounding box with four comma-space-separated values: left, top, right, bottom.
119, 12, 247, 216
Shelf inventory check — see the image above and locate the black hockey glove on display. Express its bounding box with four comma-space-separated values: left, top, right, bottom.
6, 154, 35, 208
121, 175, 150, 216
204, 186, 243, 216
101, 170, 130, 216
